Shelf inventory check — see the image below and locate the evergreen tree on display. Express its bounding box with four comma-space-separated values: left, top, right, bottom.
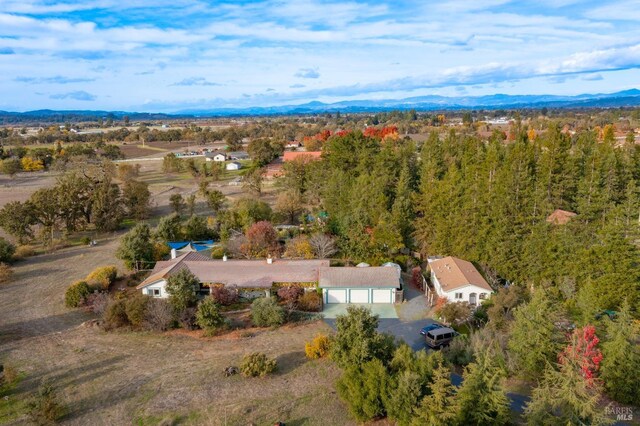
453, 349, 510, 426
165, 268, 199, 312
508, 290, 564, 380
336, 359, 390, 422
155, 214, 182, 242
412, 362, 456, 426
116, 223, 154, 270
600, 300, 640, 404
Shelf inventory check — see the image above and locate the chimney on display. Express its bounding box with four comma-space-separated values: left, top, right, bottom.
170, 248, 177, 259
223, 254, 227, 262
267, 255, 273, 264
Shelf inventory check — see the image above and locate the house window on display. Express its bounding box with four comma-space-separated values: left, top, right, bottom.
454, 292, 463, 300
479, 293, 487, 300
148, 288, 160, 297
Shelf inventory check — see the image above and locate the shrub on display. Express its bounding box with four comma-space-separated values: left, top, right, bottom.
0, 263, 13, 284
153, 242, 171, 261
211, 285, 239, 306
240, 352, 277, 377
178, 306, 198, 330
305, 334, 331, 359
437, 301, 473, 326
125, 294, 150, 327
277, 286, 303, 308
143, 298, 173, 331
103, 298, 129, 329
298, 291, 322, 312
251, 297, 285, 327
80, 236, 91, 245
86, 265, 118, 290
411, 266, 423, 288
442, 334, 473, 366
26, 381, 67, 424
85, 292, 110, 316
13, 245, 35, 260
196, 298, 226, 331
64, 281, 91, 308
0, 238, 16, 263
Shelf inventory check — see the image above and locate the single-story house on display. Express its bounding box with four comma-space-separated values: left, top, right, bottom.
228, 151, 250, 161
319, 266, 400, 304
137, 254, 328, 299
138, 255, 402, 305
226, 161, 242, 171
205, 152, 226, 162
427, 256, 492, 306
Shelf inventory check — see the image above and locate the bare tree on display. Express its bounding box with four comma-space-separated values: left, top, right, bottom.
309, 233, 337, 259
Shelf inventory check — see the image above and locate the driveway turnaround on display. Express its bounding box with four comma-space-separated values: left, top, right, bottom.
322, 303, 398, 319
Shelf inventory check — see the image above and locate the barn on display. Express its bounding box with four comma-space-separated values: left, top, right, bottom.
318, 266, 400, 304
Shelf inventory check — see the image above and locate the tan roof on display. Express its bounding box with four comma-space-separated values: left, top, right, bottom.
318, 266, 400, 289
137, 252, 212, 288
429, 256, 492, 292
546, 209, 577, 225
137, 257, 329, 289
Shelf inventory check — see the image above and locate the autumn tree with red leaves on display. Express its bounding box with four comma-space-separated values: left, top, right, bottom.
241, 220, 280, 258
559, 325, 603, 386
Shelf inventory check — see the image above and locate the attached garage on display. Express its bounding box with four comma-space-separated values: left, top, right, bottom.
372, 289, 393, 304
319, 266, 400, 305
326, 289, 347, 304
349, 289, 370, 303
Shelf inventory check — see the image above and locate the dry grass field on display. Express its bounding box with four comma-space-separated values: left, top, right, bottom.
0, 238, 353, 425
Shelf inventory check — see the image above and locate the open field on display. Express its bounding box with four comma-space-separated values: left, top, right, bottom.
0, 238, 353, 425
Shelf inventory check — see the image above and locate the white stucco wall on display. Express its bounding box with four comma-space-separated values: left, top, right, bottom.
431, 272, 491, 306
140, 279, 168, 298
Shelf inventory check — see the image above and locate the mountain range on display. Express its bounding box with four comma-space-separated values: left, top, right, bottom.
2, 89, 640, 123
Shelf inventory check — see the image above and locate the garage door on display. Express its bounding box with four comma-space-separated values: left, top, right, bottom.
349, 289, 369, 303
326, 289, 347, 304
372, 289, 392, 303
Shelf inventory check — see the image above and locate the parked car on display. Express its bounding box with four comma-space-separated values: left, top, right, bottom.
424, 327, 459, 349
420, 322, 444, 335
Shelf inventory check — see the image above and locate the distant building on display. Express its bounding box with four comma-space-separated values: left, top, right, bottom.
228, 151, 250, 160
428, 256, 492, 306
226, 161, 242, 171
205, 152, 226, 162
546, 209, 577, 225
283, 151, 322, 162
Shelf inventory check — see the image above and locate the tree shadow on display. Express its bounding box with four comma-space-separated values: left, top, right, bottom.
276, 350, 307, 375
0, 310, 91, 345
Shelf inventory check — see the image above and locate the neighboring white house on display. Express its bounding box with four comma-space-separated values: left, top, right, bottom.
226, 161, 242, 171
205, 152, 226, 162
427, 256, 492, 306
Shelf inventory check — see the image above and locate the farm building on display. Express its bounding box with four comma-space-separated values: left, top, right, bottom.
427, 256, 492, 306
137, 255, 402, 304
225, 161, 242, 171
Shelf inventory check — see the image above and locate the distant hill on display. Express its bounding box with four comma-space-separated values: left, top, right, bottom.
2, 89, 639, 123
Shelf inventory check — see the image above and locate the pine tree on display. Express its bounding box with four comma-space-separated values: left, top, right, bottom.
412, 362, 456, 426
600, 300, 640, 404
336, 359, 390, 422
508, 290, 564, 380
453, 350, 510, 426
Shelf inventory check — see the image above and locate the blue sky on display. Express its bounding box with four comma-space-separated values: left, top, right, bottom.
1, 0, 640, 112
